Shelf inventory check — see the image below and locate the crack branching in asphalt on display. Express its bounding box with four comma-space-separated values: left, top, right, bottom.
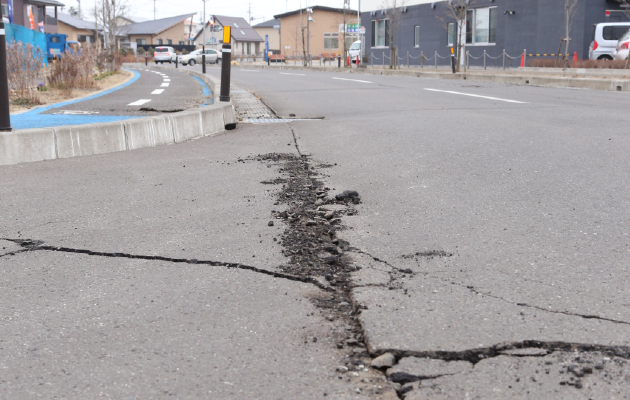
1, 238, 334, 292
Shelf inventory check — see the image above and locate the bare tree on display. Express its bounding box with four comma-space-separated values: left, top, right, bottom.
559, 0, 579, 68
92, 0, 130, 57
380, 0, 407, 69
438, 0, 475, 73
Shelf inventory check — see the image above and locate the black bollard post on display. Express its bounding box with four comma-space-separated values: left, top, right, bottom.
145, 55, 147, 66
175, 54, 178, 68
337, 53, 341, 68
202, 45, 206, 74
450, 47, 456, 74
220, 26, 232, 103
0, 6, 12, 131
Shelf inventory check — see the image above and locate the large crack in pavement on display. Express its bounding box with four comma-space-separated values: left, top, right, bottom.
2, 238, 334, 292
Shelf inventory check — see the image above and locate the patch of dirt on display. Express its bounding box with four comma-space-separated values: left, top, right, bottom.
9, 70, 132, 113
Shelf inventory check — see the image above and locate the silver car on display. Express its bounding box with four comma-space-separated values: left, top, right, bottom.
154, 46, 177, 64
195, 49, 222, 65
179, 49, 203, 66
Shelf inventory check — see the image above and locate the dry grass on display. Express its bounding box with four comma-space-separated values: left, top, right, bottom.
528, 58, 629, 69
6, 40, 45, 106
47, 44, 100, 97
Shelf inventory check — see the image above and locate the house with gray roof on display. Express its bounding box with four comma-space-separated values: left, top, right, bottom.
46, 11, 102, 44
194, 15, 263, 56
253, 19, 280, 53
121, 13, 195, 46
3, 0, 64, 33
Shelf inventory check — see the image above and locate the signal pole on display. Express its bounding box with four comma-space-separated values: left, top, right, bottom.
0, 5, 12, 131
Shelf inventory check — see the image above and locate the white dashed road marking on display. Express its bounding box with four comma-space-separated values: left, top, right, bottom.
151, 89, 165, 95
161, 83, 169, 87
280, 72, 305, 76
128, 99, 152, 106
332, 77, 372, 83
424, 88, 528, 104
164, 79, 171, 82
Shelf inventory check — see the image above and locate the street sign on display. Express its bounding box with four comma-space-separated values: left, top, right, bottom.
264, 34, 269, 62
359, 26, 366, 34
339, 23, 361, 33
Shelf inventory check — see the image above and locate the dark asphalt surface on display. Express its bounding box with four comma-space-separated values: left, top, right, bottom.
42, 67, 206, 116
2, 63, 630, 398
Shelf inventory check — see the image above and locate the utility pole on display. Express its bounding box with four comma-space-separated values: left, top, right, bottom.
153, 0, 155, 20
77, 0, 81, 19
0, 4, 12, 131
202, 0, 206, 48
307, 8, 310, 64
248, 3, 252, 25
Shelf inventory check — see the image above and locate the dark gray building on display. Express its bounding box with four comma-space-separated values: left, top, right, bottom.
361, 0, 630, 67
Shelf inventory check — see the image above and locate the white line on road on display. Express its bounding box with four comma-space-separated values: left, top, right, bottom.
151, 89, 165, 94
240, 69, 260, 72
163, 79, 171, 82
424, 88, 528, 104
161, 83, 170, 87
332, 77, 372, 83
128, 99, 152, 106
280, 72, 305, 76
162, 76, 169, 78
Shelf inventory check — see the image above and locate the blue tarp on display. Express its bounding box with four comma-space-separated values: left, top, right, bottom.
5, 23, 48, 66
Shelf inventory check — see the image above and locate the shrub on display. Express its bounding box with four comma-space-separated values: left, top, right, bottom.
147, 46, 154, 55
137, 46, 145, 55
181, 49, 189, 55
48, 44, 99, 97
6, 40, 44, 105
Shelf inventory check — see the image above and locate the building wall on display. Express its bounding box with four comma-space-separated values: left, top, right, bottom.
362, 0, 630, 67
254, 26, 280, 52
56, 21, 97, 42
279, 9, 354, 58
128, 21, 189, 46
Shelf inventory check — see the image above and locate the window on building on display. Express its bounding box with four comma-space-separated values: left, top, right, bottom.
136, 39, 146, 45
37, 6, 44, 22
179, 41, 184, 45
447, 23, 455, 46
78, 35, 95, 43
466, 7, 497, 45
1, 5, 8, 18
414, 26, 420, 47
156, 39, 163, 45
247, 42, 251, 54
371, 19, 389, 47
166, 39, 172, 45
324, 33, 339, 49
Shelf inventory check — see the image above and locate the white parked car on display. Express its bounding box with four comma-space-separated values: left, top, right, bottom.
154, 46, 177, 64
589, 22, 630, 60
613, 29, 630, 61
179, 49, 203, 66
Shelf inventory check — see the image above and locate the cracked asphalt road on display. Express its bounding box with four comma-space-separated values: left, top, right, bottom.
2, 65, 630, 398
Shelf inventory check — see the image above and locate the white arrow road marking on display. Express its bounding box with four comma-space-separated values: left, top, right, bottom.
161, 83, 169, 87
151, 89, 165, 94
332, 77, 372, 83
424, 88, 528, 104
128, 99, 152, 106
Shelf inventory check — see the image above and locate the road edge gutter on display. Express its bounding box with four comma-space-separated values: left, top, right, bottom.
0, 65, 236, 166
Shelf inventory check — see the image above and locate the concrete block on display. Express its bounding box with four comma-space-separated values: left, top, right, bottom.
54, 122, 126, 159
123, 115, 174, 150
168, 109, 203, 143
200, 105, 225, 137
0, 128, 56, 165
222, 103, 237, 130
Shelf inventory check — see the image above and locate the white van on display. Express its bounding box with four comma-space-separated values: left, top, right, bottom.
589, 22, 630, 60
348, 40, 361, 63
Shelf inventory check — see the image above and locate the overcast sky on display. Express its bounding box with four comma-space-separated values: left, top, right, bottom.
71, 0, 371, 25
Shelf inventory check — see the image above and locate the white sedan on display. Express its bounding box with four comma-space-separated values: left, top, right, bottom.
613, 29, 630, 61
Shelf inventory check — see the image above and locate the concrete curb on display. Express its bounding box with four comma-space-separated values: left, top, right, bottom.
232, 64, 630, 92
0, 66, 235, 166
